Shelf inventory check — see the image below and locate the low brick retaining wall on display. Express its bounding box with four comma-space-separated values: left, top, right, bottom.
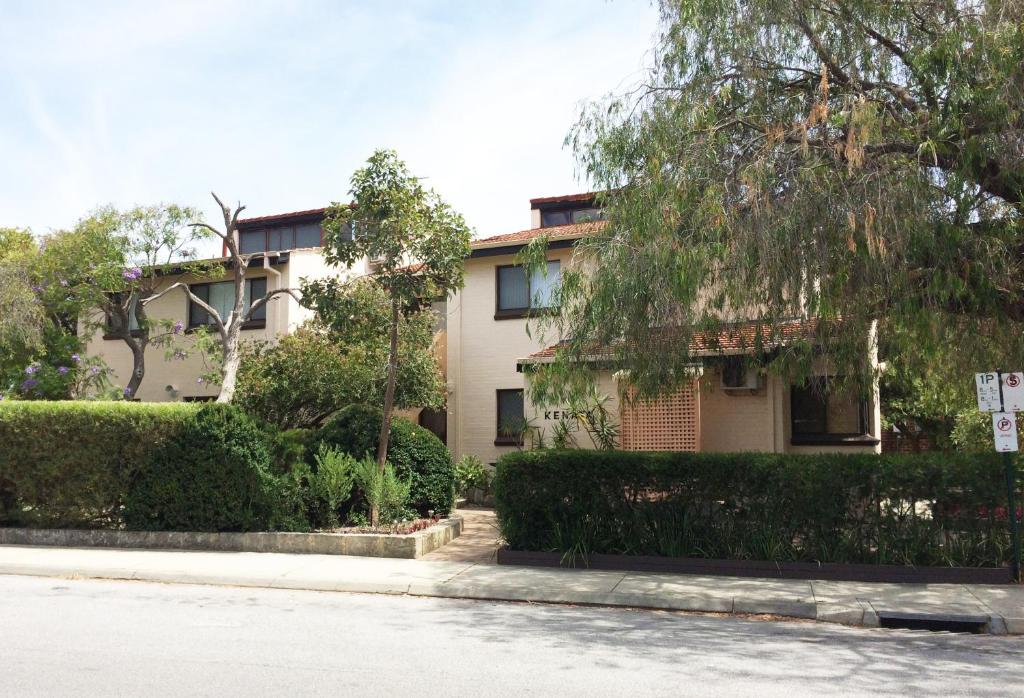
497, 548, 1014, 584
0, 517, 462, 559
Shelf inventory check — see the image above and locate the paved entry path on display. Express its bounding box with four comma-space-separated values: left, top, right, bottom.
422, 507, 501, 564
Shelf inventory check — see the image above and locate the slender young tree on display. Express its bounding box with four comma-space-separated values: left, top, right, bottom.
144, 192, 300, 402
308, 150, 470, 525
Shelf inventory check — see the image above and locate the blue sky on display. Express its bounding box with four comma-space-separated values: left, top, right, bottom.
0, 1, 658, 246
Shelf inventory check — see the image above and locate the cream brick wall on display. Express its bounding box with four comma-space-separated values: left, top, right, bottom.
524, 371, 621, 450
697, 368, 778, 452
446, 247, 576, 464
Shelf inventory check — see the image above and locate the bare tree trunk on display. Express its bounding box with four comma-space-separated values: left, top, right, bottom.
372, 296, 401, 527
216, 322, 244, 403
125, 338, 146, 399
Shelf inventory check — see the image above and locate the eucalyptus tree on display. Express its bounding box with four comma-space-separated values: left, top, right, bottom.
306, 150, 470, 523
537, 0, 1024, 399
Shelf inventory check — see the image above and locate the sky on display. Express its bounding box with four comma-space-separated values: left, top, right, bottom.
0, 0, 659, 249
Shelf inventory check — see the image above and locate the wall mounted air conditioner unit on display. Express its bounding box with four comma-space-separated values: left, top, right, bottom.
721, 358, 761, 391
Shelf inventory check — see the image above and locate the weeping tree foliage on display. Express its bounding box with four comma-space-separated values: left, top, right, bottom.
531, 0, 1023, 401
0, 228, 44, 360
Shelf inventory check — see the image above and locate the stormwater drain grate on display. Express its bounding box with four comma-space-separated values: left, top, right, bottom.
877, 611, 989, 634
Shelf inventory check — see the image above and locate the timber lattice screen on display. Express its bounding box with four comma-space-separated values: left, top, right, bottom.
620, 381, 700, 452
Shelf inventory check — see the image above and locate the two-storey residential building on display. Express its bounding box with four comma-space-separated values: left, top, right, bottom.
85, 192, 880, 461
444, 193, 882, 464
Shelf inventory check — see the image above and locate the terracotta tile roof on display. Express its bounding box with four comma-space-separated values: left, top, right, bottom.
522, 319, 821, 362
238, 207, 327, 226
471, 220, 606, 248
529, 191, 601, 206
395, 262, 426, 274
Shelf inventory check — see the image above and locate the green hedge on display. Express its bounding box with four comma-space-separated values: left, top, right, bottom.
0, 401, 197, 527
493, 450, 1021, 568
316, 404, 455, 515
124, 404, 303, 532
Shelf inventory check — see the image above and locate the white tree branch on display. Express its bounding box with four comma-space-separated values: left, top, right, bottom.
189, 221, 228, 241
141, 281, 227, 341
245, 287, 302, 321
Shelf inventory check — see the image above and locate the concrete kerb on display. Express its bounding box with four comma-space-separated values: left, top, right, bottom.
0, 516, 463, 559
1, 543, 1022, 633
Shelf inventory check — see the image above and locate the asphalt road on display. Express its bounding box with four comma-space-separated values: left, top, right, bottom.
1, 575, 1022, 697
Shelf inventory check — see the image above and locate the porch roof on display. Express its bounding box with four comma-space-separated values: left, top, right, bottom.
517, 318, 822, 365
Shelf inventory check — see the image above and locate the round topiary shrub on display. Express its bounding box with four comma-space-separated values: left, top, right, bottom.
124, 404, 300, 532
316, 404, 455, 515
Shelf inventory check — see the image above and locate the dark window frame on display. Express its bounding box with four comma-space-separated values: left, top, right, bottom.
495, 388, 526, 446
237, 223, 324, 254
790, 377, 877, 446
186, 278, 268, 331
538, 203, 604, 228
494, 261, 560, 320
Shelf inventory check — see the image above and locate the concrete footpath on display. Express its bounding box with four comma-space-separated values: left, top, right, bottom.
3, 544, 1024, 635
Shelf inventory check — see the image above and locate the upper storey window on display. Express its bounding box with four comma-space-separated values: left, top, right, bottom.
539, 206, 604, 228
239, 222, 322, 254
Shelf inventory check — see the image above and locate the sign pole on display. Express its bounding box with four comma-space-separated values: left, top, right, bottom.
997, 370, 1022, 583
1004, 451, 1020, 583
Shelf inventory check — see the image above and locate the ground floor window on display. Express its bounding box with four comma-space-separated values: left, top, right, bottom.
790, 377, 867, 443
495, 389, 525, 445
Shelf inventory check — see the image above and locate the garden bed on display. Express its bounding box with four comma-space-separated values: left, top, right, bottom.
0, 516, 462, 559
496, 548, 1013, 584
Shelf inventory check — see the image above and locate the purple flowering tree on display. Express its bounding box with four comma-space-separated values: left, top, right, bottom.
143, 193, 300, 403
39, 205, 208, 399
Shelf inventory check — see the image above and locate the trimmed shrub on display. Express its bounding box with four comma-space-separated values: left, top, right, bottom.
268, 427, 315, 475
316, 404, 455, 515
124, 404, 301, 532
0, 401, 197, 527
494, 449, 1020, 568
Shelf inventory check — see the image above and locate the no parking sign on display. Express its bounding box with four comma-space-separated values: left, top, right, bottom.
993, 412, 1018, 452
